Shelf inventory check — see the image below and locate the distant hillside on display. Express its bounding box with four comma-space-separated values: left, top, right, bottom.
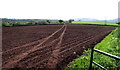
74, 18, 99, 21
74, 18, 120, 23
99, 19, 118, 23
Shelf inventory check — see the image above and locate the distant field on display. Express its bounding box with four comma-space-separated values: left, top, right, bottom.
72, 21, 119, 26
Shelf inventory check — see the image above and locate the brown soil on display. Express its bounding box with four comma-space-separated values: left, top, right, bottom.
2, 24, 115, 70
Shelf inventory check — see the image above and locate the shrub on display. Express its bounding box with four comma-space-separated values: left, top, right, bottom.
2, 21, 12, 27
117, 22, 120, 24
58, 20, 64, 23
27, 20, 36, 25
46, 20, 51, 24
37, 21, 47, 25
68, 19, 74, 23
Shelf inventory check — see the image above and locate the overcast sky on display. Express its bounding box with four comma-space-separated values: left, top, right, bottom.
0, 0, 120, 20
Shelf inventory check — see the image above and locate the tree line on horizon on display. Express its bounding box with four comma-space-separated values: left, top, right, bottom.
1, 18, 74, 27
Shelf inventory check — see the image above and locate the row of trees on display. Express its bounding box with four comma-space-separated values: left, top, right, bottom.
2, 19, 74, 27
27, 19, 74, 25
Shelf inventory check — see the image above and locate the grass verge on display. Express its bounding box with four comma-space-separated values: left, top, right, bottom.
65, 27, 120, 70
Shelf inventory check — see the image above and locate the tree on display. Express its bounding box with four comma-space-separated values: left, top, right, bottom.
46, 20, 50, 24
37, 21, 47, 25
68, 19, 74, 23
58, 20, 64, 23
28, 20, 36, 25
117, 22, 120, 25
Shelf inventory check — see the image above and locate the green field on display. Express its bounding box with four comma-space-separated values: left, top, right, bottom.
65, 27, 120, 70
72, 21, 119, 26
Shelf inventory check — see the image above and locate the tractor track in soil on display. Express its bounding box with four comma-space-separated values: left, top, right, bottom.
3, 25, 66, 68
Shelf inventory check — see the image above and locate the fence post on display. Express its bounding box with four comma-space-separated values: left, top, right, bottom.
89, 46, 94, 70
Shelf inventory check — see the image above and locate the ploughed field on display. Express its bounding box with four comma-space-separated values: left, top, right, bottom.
2, 24, 115, 69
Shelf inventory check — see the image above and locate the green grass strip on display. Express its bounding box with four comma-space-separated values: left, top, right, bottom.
65, 27, 120, 70
72, 21, 119, 26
